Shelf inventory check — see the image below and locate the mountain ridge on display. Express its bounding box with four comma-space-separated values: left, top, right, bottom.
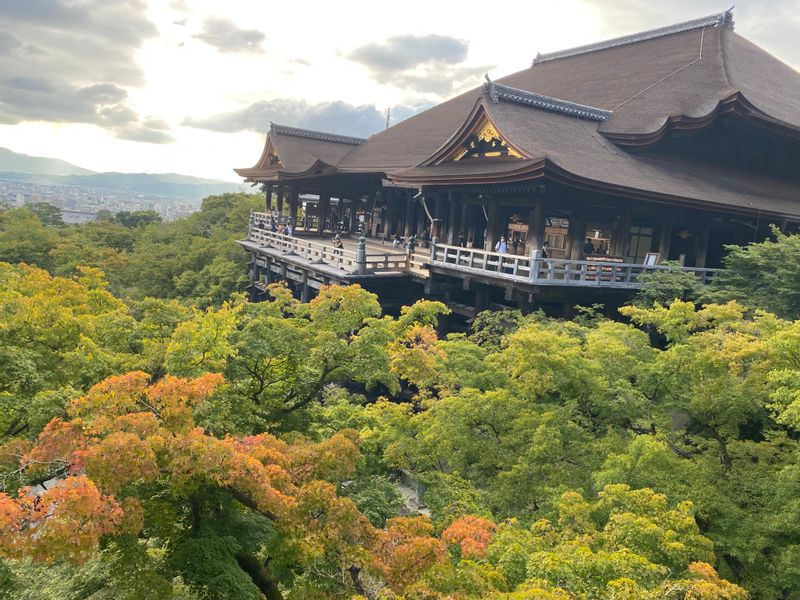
0, 148, 245, 201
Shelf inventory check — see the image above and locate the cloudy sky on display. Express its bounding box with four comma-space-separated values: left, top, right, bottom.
1, 0, 798, 181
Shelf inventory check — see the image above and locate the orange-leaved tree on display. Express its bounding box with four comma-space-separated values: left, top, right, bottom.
0, 371, 448, 599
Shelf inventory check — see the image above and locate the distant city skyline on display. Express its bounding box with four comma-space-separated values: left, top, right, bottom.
1, 0, 798, 182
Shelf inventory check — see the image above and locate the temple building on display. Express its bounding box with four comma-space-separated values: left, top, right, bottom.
235, 9, 800, 317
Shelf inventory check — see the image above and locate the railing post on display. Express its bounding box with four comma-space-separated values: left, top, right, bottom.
430, 237, 438, 262
356, 236, 367, 275
528, 249, 541, 282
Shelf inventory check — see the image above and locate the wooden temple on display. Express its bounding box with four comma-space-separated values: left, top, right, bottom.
235, 9, 800, 316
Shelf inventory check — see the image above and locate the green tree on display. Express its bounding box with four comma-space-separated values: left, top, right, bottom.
705, 228, 800, 319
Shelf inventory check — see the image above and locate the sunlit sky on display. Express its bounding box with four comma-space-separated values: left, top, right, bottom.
1, 0, 798, 181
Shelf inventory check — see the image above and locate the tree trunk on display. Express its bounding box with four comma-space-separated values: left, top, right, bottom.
236, 553, 284, 600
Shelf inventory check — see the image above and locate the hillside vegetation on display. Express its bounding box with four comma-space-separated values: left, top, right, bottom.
0, 194, 798, 599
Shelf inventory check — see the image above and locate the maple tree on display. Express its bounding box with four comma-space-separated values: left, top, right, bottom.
1, 219, 799, 598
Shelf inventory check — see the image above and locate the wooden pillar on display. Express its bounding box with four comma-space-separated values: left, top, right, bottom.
485, 199, 499, 250
337, 197, 345, 226
384, 189, 395, 236
276, 186, 284, 216
249, 255, 260, 302
475, 285, 490, 312
317, 192, 330, 235
567, 213, 587, 260
658, 220, 672, 262
371, 192, 381, 237
265, 184, 273, 212
460, 202, 470, 245
289, 189, 299, 228
446, 192, 458, 244
526, 198, 545, 254
695, 222, 710, 268
433, 193, 444, 240
300, 270, 310, 302
416, 197, 426, 235
348, 200, 358, 234
404, 194, 414, 237
611, 209, 632, 258
264, 257, 273, 284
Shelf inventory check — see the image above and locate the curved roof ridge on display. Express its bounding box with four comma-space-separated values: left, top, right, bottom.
270, 123, 366, 145
533, 8, 734, 65
484, 80, 612, 121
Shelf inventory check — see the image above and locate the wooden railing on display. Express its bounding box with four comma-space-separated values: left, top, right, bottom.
247, 218, 719, 289
247, 223, 408, 274
430, 242, 719, 288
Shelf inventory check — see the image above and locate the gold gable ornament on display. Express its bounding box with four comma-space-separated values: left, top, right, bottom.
451, 120, 524, 161
263, 139, 283, 168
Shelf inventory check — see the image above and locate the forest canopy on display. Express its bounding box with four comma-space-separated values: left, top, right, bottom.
0, 194, 799, 599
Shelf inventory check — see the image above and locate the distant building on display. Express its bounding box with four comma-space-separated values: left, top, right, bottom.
61, 210, 98, 225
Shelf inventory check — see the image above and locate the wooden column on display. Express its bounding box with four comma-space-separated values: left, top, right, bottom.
404, 194, 414, 237
611, 209, 632, 257
485, 199, 499, 251
317, 192, 330, 235
370, 192, 381, 237
264, 257, 273, 284
265, 184, 273, 211
348, 200, 358, 234
460, 202, 470, 245
289, 189, 299, 228
446, 192, 458, 244
300, 270, 310, 302
384, 189, 395, 236
416, 197, 426, 235
695, 222, 710, 268
658, 220, 672, 262
276, 186, 284, 216
526, 198, 545, 254
567, 213, 588, 260
433, 193, 444, 239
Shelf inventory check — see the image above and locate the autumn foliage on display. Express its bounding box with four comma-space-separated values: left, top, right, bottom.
442, 515, 497, 559
0, 373, 368, 567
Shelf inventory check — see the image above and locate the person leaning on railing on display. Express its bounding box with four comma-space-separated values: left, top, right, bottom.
332, 233, 344, 255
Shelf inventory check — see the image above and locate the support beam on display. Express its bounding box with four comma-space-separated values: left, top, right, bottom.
526, 198, 545, 254
317, 192, 330, 235
349, 200, 358, 234
276, 186, 284, 217
265, 184, 273, 212
568, 213, 588, 260
695, 221, 710, 268
485, 199, 499, 251
446, 191, 458, 245
289, 189, 299, 228
475, 285, 490, 312
300, 270, 310, 302
460, 202, 470, 245
264, 257, 273, 284
249, 256, 260, 302
658, 220, 672, 262
433, 193, 444, 240
416, 197, 426, 236
384, 189, 396, 237
404, 194, 414, 237
610, 209, 632, 257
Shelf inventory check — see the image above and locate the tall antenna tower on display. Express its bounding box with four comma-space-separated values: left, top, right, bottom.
385, 107, 391, 129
